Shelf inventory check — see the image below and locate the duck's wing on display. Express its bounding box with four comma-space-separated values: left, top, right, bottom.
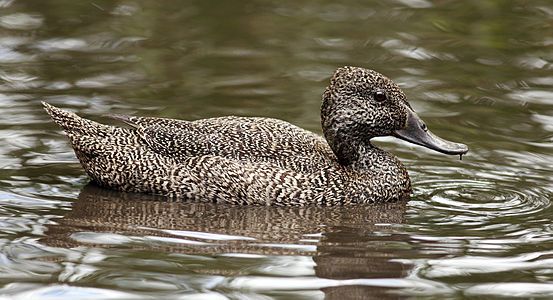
79, 136, 351, 205
111, 115, 337, 170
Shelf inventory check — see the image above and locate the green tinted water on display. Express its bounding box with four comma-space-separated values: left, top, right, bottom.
0, 0, 552, 299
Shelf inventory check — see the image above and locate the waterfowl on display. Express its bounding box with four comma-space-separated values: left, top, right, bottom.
43, 66, 468, 206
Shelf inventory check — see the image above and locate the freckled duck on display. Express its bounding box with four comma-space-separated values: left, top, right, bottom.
43, 66, 468, 206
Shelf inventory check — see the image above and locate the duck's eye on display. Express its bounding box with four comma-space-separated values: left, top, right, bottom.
374, 91, 387, 102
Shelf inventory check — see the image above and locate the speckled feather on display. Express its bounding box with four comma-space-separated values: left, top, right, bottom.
43, 67, 412, 206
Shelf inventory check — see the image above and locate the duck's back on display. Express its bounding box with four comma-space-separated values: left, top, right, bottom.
115, 114, 339, 172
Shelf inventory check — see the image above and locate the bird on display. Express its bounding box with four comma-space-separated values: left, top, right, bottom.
43, 66, 468, 206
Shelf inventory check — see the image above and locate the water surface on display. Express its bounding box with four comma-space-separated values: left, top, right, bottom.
0, 0, 552, 299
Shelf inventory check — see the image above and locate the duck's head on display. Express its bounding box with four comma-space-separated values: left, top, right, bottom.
321, 66, 468, 165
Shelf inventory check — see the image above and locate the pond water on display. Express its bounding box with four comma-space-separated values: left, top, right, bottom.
0, 0, 552, 299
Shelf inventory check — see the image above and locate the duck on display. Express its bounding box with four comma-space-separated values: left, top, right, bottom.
43, 66, 468, 206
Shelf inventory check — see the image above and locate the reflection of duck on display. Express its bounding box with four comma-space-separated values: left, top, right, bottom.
42, 184, 411, 298
44, 184, 408, 255
43, 67, 467, 205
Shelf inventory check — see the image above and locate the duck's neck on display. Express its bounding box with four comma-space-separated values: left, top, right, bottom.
326, 133, 401, 173
353, 143, 404, 174
323, 126, 411, 201
323, 129, 363, 166
337, 139, 412, 200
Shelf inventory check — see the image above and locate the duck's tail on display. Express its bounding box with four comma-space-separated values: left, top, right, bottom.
43, 102, 140, 186
42, 101, 124, 161
42, 102, 175, 194
42, 101, 111, 136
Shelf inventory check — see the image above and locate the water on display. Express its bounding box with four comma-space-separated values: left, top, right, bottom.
0, 0, 552, 298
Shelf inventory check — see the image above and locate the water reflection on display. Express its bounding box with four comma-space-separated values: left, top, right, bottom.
40, 184, 413, 298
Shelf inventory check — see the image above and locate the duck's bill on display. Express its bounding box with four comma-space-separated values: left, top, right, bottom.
394, 108, 469, 155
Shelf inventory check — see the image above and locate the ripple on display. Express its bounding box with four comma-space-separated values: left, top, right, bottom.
0, 13, 43, 30
396, 0, 432, 9
508, 89, 553, 105
160, 229, 256, 241
222, 276, 452, 294
111, 3, 140, 16
0, 284, 142, 300
415, 179, 548, 220
34, 35, 146, 53
420, 250, 553, 279
532, 113, 553, 131
407, 170, 553, 255
381, 39, 456, 61
0, 191, 66, 210
0, 45, 32, 63
466, 282, 553, 298
35, 38, 88, 52
74, 72, 144, 89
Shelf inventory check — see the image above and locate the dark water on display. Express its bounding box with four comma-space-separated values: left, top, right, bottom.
0, 0, 552, 299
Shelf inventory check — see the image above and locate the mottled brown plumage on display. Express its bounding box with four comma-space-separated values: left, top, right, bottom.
43, 66, 467, 206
